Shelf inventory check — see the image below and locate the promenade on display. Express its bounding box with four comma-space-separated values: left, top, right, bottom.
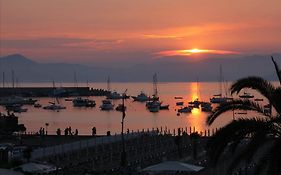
27, 130, 208, 174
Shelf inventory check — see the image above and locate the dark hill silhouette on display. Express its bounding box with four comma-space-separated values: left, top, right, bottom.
0, 54, 280, 82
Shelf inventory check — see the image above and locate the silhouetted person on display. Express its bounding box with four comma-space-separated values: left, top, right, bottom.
69, 127, 72, 135
56, 128, 61, 136
92, 127, 96, 136
75, 129, 78, 136
64, 128, 68, 136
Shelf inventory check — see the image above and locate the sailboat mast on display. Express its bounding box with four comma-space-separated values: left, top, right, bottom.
219, 65, 222, 97
107, 76, 111, 91
2, 72, 5, 88
153, 73, 158, 97
12, 70, 15, 88
74, 70, 78, 88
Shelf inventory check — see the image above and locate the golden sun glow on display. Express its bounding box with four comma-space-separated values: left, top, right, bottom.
188, 48, 202, 53
155, 48, 240, 57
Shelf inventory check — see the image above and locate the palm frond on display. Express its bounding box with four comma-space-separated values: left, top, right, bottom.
207, 118, 270, 165
230, 76, 275, 101
266, 138, 281, 175
272, 87, 281, 114
227, 131, 270, 173
271, 56, 281, 85
207, 99, 269, 125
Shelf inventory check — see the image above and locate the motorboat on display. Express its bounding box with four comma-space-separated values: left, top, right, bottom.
5, 104, 28, 113
13, 107, 28, 113
0, 96, 25, 106
149, 105, 159, 112
201, 102, 212, 112
132, 92, 151, 102
146, 100, 161, 108
176, 102, 184, 106
43, 102, 66, 110
188, 98, 200, 108
174, 96, 183, 99
72, 97, 96, 107
178, 106, 192, 113
160, 104, 169, 110
100, 100, 114, 110
107, 91, 123, 99
23, 98, 37, 105
210, 94, 228, 104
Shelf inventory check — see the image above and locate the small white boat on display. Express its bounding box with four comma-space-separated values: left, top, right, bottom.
132, 92, 151, 102
73, 97, 96, 107
100, 100, 114, 110
160, 104, 169, 110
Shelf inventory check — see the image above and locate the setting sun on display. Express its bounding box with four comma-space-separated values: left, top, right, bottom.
188, 48, 202, 53
155, 48, 239, 57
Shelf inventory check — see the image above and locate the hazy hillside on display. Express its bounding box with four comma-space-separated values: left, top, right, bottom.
0, 54, 280, 82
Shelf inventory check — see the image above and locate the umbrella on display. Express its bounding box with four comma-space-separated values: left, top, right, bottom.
0, 168, 24, 175
142, 161, 204, 172
18, 162, 56, 173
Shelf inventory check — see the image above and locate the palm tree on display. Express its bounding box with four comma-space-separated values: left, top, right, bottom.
206, 57, 281, 175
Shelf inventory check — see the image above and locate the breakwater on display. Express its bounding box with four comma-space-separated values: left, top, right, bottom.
0, 87, 109, 97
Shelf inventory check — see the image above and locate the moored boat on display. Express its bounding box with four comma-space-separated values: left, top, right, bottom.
43, 102, 66, 110
132, 92, 151, 102
100, 100, 114, 110
178, 106, 192, 113
176, 101, 184, 106
160, 104, 169, 110
72, 97, 96, 107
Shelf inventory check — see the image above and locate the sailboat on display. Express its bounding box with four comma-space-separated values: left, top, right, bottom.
210, 65, 232, 103
105, 76, 123, 99
146, 73, 169, 112
43, 81, 66, 111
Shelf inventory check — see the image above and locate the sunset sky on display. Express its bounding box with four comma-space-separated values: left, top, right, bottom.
1, 0, 281, 66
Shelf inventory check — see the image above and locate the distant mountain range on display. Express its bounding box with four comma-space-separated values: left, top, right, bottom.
0, 53, 280, 83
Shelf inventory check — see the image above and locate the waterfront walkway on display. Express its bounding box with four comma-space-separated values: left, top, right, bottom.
28, 130, 208, 174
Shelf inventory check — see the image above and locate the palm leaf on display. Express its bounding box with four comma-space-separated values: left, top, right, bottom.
207, 99, 269, 125
230, 76, 275, 101
207, 118, 270, 165
271, 56, 281, 85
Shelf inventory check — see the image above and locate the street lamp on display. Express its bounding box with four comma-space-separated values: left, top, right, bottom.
120, 90, 127, 167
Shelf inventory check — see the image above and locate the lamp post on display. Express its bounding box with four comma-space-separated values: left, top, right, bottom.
120, 90, 127, 167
